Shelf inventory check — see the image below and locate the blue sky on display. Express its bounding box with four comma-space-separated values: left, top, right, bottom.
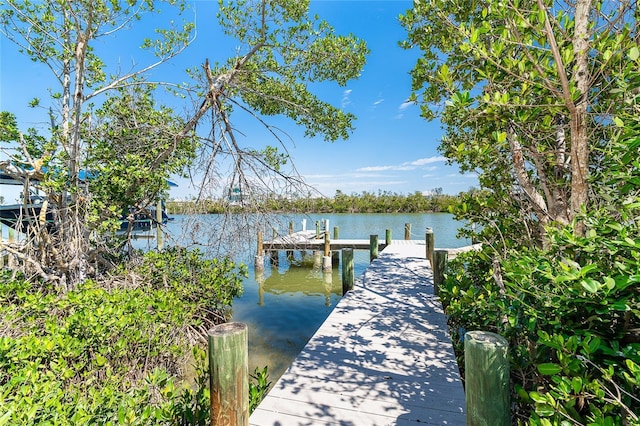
0, 0, 478, 202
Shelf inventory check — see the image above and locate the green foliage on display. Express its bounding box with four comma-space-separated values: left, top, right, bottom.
249, 366, 271, 414
126, 247, 247, 323
441, 206, 640, 423
86, 84, 197, 235
168, 189, 462, 214
214, 0, 368, 142
0, 248, 247, 425
401, 0, 637, 236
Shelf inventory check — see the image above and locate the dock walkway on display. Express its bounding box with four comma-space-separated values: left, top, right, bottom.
250, 242, 466, 425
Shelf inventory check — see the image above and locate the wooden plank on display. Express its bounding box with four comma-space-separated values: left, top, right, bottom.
263, 231, 480, 255
250, 242, 466, 425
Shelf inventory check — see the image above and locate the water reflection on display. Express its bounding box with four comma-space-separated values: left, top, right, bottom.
236, 250, 346, 381
256, 252, 341, 306
132, 213, 471, 383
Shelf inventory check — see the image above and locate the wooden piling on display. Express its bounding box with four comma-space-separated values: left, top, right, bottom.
257, 230, 263, 256
433, 250, 448, 296
315, 221, 320, 238
322, 231, 331, 272
425, 227, 434, 267
156, 199, 164, 250
289, 221, 294, 235
323, 231, 330, 257
332, 227, 340, 264
255, 230, 264, 272
208, 322, 249, 426
464, 330, 510, 426
404, 223, 411, 240
370, 235, 378, 261
341, 248, 354, 295
385, 229, 392, 246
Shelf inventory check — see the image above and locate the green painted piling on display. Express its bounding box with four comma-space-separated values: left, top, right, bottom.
370, 235, 378, 261
341, 248, 354, 295
465, 331, 510, 426
433, 250, 448, 296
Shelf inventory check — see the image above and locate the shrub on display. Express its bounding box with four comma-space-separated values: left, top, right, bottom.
0, 247, 247, 425
441, 208, 640, 424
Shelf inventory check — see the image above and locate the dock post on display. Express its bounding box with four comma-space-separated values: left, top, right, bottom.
256, 271, 265, 306
341, 248, 354, 295
370, 234, 379, 261
464, 331, 510, 426
315, 221, 320, 238
425, 227, 434, 267
322, 231, 331, 272
331, 227, 340, 265
433, 250, 448, 296
385, 229, 392, 246
404, 223, 411, 240
289, 221, 294, 235
156, 198, 164, 251
208, 323, 249, 426
255, 230, 264, 272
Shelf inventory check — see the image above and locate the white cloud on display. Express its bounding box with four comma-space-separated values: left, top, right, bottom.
398, 100, 415, 111
356, 165, 410, 172
341, 89, 352, 109
406, 156, 447, 166
356, 156, 446, 173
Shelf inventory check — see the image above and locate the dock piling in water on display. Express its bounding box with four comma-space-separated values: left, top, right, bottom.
404, 223, 411, 240
255, 230, 264, 272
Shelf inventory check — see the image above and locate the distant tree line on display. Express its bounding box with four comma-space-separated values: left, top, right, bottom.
167, 188, 462, 215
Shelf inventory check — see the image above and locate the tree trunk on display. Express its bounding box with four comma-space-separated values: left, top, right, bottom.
570, 0, 592, 232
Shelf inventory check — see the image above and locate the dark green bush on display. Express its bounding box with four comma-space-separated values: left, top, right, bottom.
0, 247, 247, 425
441, 208, 640, 424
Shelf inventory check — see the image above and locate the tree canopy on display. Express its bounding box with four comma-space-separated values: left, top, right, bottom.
401, 0, 638, 243
0, 0, 368, 287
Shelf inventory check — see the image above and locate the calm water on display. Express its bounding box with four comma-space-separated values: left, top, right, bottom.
136, 213, 471, 382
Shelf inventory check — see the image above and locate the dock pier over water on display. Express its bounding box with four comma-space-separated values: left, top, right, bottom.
250, 240, 467, 425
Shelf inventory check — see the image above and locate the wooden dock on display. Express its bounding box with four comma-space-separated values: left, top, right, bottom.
249, 241, 466, 425
264, 230, 383, 251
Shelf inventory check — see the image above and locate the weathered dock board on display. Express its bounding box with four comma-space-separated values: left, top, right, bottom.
250, 242, 466, 425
